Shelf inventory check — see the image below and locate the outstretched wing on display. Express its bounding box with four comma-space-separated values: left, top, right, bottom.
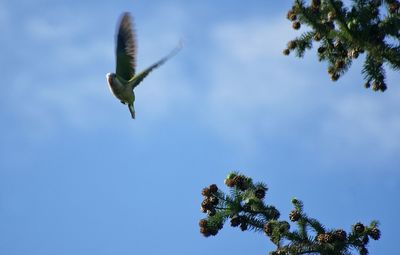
131, 42, 183, 88
115, 12, 137, 81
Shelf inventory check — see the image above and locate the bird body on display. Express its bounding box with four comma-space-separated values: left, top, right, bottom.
106, 12, 182, 119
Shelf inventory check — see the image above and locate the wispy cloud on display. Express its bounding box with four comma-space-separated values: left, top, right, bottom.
201, 15, 400, 165
3, 3, 191, 141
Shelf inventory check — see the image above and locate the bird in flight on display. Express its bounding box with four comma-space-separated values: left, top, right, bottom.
106, 12, 182, 119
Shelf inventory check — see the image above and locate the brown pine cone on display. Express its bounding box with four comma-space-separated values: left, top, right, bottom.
230, 215, 241, 227
292, 21, 301, 30
317, 233, 326, 243
209, 184, 218, 193
264, 222, 274, 236
209, 196, 219, 206
240, 222, 248, 231
287, 41, 297, 50
289, 210, 300, 222
209, 228, 218, 236
283, 48, 290, 56
332, 229, 347, 242
359, 246, 368, 255
200, 227, 210, 237
368, 227, 381, 240
201, 187, 211, 197
199, 219, 208, 228
389, 2, 399, 14
255, 188, 266, 199
335, 60, 345, 69
225, 178, 235, 187
207, 208, 216, 216
353, 222, 365, 234
201, 199, 212, 210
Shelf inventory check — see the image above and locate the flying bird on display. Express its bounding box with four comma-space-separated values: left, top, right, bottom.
106, 12, 182, 119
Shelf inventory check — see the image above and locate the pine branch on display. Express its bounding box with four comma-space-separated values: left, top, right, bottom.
198, 172, 381, 255
283, 0, 400, 92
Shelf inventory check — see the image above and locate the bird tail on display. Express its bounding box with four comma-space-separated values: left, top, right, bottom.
128, 104, 135, 119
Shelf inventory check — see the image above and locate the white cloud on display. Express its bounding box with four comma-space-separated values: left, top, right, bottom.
201, 16, 400, 163
211, 18, 295, 63
4, 3, 192, 140
202, 17, 315, 148
25, 18, 82, 41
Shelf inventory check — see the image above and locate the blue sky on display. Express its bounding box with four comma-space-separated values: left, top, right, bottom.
0, 0, 399, 254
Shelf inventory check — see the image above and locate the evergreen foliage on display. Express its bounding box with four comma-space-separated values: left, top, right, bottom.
199, 172, 380, 255
284, 0, 400, 92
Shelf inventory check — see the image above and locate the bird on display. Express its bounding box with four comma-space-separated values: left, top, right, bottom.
106, 12, 182, 119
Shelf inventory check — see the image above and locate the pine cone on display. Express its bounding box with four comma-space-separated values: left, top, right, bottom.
314, 33, 322, 41
328, 66, 335, 75
292, 21, 301, 30
318, 46, 326, 54
201, 187, 211, 197
286, 10, 295, 20
264, 222, 274, 236
348, 49, 359, 59
269, 208, 280, 220
283, 48, 290, 56
199, 219, 208, 228
200, 206, 207, 213
233, 175, 249, 191
368, 227, 381, 240
353, 222, 365, 234
207, 208, 216, 216
324, 233, 334, 243
225, 178, 235, 187
209, 196, 219, 206
335, 60, 345, 69
359, 246, 368, 255
332, 229, 347, 242
311, 0, 321, 6
327, 11, 336, 21
209, 228, 218, 236
224, 173, 237, 187
379, 83, 387, 92
240, 222, 248, 231
230, 215, 241, 227
330, 73, 340, 81
317, 233, 326, 243
289, 210, 300, 222
287, 41, 297, 50
389, 2, 399, 13
372, 82, 380, 91
209, 184, 218, 193
255, 188, 266, 199
311, 0, 321, 11
200, 227, 211, 237
201, 199, 212, 211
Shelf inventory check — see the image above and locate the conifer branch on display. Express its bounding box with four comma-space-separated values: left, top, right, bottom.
283, 0, 400, 92
199, 172, 380, 255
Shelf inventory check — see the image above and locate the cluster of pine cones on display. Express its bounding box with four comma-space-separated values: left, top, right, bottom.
200, 184, 219, 216
199, 184, 221, 237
